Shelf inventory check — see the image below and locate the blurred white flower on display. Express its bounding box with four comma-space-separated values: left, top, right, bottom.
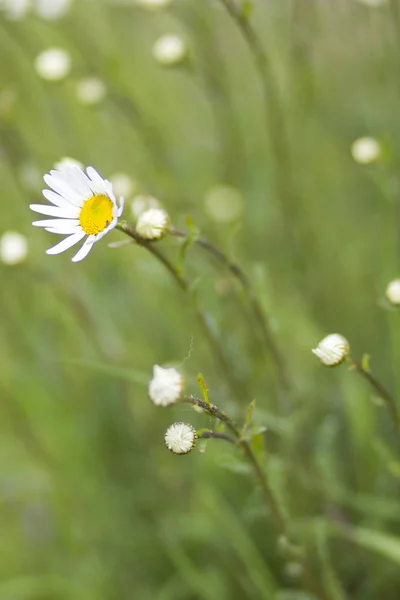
54, 156, 83, 171
312, 334, 350, 367
0, 0, 31, 20
152, 34, 187, 67
0, 231, 28, 265
351, 137, 381, 164
148, 365, 183, 406
110, 173, 136, 200
135, 0, 171, 7
130, 194, 160, 218
76, 77, 106, 105
385, 279, 400, 306
204, 184, 243, 223
356, 0, 388, 6
19, 162, 41, 191
136, 208, 169, 240
35, 0, 71, 19
165, 422, 197, 455
30, 165, 124, 262
34, 48, 71, 81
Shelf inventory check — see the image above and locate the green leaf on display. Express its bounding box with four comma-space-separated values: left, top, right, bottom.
241, 399, 256, 437
240, 1, 253, 22
242, 425, 268, 442
339, 525, 400, 566
361, 353, 371, 372
62, 360, 148, 385
176, 217, 199, 274
197, 373, 211, 406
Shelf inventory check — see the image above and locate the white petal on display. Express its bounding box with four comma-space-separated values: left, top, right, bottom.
42, 189, 77, 209
30, 203, 79, 218
45, 225, 82, 235
44, 173, 84, 206
46, 231, 86, 255
86, 166, 108, 195
117, 196, 124, 216
71, 241, 94, 262
32, 218, 80, 228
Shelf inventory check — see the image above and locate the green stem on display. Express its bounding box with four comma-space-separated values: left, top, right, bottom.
170, 226, 291, 391
218, 0, 299, 261
184, 395, 333, 600
198, 431, 236, 444
117, 223, 244, 402
349, 358, 400, 440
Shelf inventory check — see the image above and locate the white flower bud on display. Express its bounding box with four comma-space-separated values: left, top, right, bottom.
204, 184, 243, 223
34, 47, 71, 81
356, 0, 388, 6
110, 173, 136, 200
136, 208, 169, 240
385, 279, 400, 306
135, 0, 171, 7
165, 422, 197, 455
351, 137, 381, 164
148, 365, 184, 407
312, 334, 350, 367
152, 34, 187, 67
54, 156, 83, 171
130, 194, 160, 218
35, 0, 72, 20
76, 77, 106, 105
0, 231, 28, 265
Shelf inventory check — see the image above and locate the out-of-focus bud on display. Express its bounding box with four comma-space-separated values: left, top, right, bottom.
385, 279, 400, 306
148, 365, 184, 407
136, 208, 169, 240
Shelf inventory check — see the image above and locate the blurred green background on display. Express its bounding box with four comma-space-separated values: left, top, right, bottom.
2, 0, 400, 598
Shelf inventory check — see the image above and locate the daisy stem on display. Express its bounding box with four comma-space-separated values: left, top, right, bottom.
184, 395, 333, 600
116, 223, 244, 403
348, 358, 400, 440
169, 226, 291, 392
198, 431, 236, 444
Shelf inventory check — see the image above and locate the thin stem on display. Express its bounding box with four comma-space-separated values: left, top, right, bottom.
170, 226, 291, 391
349, 358, 400, 440
117, 223, 244, 402
184, 395, 333, 600
218, 0, 300, 261
198, 431, 236, 444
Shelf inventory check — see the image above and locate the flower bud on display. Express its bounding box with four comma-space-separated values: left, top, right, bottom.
385, 279, 400, 306
351, 137, 381, 164
312, 334, 349, 367
34, 47, 71, 81
136, 208, 169, 240
164, 422, 197, 455
148, 365, 184, 407
152, 34, 187, 67
0, 231, 28, 265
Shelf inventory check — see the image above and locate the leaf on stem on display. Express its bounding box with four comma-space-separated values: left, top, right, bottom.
176, 216, 199, 274
197, 373, 211, 406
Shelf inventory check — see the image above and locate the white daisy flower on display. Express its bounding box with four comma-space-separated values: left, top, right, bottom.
30, 165, 124, 262
164, 422, 197, 455
385, 279, 400, 306
136, 208, 169, 240
152, 34, 187, 67
148, 365, 184, 407
312, 334, 350, 367
0, 231, 28, 265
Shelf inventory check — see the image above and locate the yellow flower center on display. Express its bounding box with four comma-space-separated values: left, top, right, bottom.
79, 194, 113, 235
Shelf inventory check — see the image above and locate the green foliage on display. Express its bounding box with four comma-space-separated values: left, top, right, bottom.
2, 0, 400, 599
